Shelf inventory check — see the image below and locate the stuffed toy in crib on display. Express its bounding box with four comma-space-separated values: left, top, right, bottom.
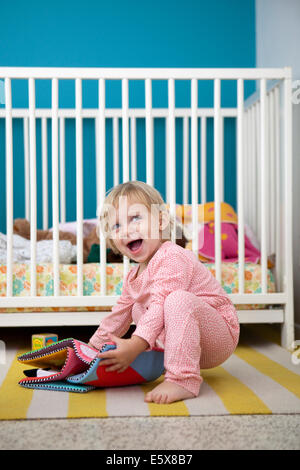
13, 219, 97, 263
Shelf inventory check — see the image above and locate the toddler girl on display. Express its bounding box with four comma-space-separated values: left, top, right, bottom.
88, 181, 240, 404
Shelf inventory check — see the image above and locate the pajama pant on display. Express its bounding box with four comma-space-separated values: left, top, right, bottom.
162, 289, 239, 397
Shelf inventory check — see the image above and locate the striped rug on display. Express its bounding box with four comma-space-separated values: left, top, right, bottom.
1, 326, 300, 419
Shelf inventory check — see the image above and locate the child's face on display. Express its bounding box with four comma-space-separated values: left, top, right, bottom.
108, 196, 165, 264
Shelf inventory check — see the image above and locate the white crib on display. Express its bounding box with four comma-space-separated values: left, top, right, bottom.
0, 67, 294, 349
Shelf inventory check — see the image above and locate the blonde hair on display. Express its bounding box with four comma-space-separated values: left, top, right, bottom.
97, 180, 175, 255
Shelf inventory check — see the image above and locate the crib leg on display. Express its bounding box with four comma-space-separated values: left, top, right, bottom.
281, 301, 295, 350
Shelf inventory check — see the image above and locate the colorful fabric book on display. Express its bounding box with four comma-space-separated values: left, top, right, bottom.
18, 338, 164, 393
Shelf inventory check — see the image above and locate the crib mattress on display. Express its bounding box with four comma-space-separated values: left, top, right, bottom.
0, 262, 275, 312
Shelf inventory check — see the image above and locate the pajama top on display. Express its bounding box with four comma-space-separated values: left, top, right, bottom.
89, 240, 239, 350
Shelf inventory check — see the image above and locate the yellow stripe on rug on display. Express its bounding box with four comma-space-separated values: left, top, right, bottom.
202, 366, 272, 414
68, 388, 108, 418
0, 348, 34, 420
141, 376, 190, 416
235, 344, 300, 399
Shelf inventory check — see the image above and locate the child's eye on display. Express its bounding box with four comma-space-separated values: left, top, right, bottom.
111, 215, 140, 231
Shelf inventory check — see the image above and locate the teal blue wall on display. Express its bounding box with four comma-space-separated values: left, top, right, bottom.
0, 0, 256, 232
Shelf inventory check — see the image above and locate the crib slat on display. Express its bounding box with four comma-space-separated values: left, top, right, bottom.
168, 78, 176, 243
243, 110, 248, 226
255, 102, 261, 239
201, 117, 207, 204
122, 78, 129, 183
23, 117, 30, 221
75, 78, 84, 296
95, 117, 99, 206
250, 106, 255, 228
98, 79, 106, 208
244, 109, 248, 224
274, 86, 281, 291
260, 79, 268, 293
282, 71, 294, 347
5, 78, 13, 297
165, 116, 169, 204
269, 90, 275, 255
183, 116, 189, 205
29, 78, 37, 296
121, 78, 130, 276
98, 78, 107, 296
59, 117, 66, 224
266, 92, 271, 257
247, 107, 252, 230
113, 117, 120, 185
237, 79, 245, 294
130, 117, 137, 181
220, 115, 224, 202
51, 78, 60, 297
214, 78, 222, 283
191, 78, 198, 256
251, 105, 257, 235
41, 117, 48, 230
253, 104, 258, 236
145, 78, 154, 186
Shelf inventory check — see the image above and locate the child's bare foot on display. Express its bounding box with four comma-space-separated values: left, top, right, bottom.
144, 381, 195, 404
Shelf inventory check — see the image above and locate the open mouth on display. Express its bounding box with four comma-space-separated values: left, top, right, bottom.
127, 239, 143, 253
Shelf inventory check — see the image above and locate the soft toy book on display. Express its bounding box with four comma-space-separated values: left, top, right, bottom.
17, 338, 164, 393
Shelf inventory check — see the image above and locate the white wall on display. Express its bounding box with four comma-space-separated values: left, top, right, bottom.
256, 0, 300, 78
256, 0, 300, 338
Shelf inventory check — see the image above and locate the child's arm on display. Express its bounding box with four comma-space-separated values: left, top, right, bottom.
89, 272, 134, 350
132, 249, 193, 349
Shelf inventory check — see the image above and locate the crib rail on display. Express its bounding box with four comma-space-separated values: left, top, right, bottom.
0, 67, 294, 347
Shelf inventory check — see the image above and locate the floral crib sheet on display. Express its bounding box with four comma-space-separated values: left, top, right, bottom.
0, 262, 275, 313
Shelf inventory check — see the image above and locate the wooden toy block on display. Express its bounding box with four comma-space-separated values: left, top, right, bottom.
32, 333, 58, 351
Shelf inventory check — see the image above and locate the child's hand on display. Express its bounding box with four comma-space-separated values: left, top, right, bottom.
97, 333, 148, 373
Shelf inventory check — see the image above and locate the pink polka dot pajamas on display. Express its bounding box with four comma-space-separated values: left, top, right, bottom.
90, 241, 240, 397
